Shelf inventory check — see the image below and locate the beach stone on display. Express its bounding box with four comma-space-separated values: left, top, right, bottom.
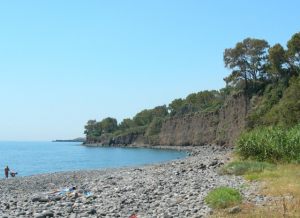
228, 206, 241, 214
4, 203, 10, 209
32, 196, 48, 203
66, 206, 73, 213
17, 211, 26, 216
99, 212, 107, 216
209, 160, 218, 167
199, 163, 206, 170
32, 196, 41, 202
34, 213, 45, 218
163, 213, 173, 218
51, 196, 62, 201
42, 210, 54, 217
88, 208, 97, 215
69, 213, 77, 218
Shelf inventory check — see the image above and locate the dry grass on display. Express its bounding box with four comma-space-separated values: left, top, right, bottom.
211, 199, 300, 217
252, 164, 300, 197
210, 164, 300, 217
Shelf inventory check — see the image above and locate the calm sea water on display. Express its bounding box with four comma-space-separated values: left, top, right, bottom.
0, 141, 186, 178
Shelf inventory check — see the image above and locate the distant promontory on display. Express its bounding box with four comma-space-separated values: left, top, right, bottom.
52, 137, 86, 143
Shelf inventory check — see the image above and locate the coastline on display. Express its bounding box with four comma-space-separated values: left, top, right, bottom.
0, 145, 258, 218
83, 143, 199, 153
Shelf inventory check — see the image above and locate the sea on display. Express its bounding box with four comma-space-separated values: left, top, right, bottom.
0, 141, 186, 178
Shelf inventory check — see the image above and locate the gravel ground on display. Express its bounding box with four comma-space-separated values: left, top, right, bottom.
0, 145, 257, 218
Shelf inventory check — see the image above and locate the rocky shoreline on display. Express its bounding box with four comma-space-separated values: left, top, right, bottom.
0, 145, 257, 218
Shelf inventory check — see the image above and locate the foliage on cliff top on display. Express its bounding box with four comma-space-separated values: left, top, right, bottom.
84, 32, 300, 143
168, 90, 225, 117
84, 89, 224, 142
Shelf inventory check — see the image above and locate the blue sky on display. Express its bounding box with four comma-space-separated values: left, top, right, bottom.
0, 1, 299, 140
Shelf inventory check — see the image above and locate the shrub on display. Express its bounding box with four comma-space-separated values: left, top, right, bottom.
205, 187, 242, 209
263, 77, 300, 127
236, 127, 286, 162
285, 125, 300, 161
247, 77, 300, 129
246, 82, 285, 128
236, 125, 300, 162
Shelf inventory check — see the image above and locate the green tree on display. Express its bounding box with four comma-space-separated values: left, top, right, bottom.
268, 43, 288, 80
100, 117, 118, 133
224, 38, 269, 93
133, 109, 153, 126
287, 32, 300, 75
151, 105, 168, 118
119, 118, 135, 130
133, 106, 168, 126
84, 120, 96, 135
168, 98, 185, 115
264, 77, 300, 127
84, 120, 102, 142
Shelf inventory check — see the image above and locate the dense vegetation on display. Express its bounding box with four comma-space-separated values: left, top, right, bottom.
236, 125, 300, 162
84, 32, 300, 147
230, 32, 300, 162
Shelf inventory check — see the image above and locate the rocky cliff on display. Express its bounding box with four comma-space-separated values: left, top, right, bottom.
98, 94, 248, 147
158, 94, 248, 146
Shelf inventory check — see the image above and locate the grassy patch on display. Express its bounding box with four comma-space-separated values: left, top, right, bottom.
205, 187, 242, 209
211, 164, 300, 217
211, 199, 300, 218
245, 170, 279, 181
221, 161, 276, 176
257, 164, 300, 197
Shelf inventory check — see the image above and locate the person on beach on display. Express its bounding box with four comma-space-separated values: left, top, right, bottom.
49, 186, 77, 195
4, 166, 9, 178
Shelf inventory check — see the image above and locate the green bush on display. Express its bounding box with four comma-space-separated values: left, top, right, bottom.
145, 117, 164, 136
168, 90, 224, 116
246, 82, 286, 128
285, 126, 300, 161
221, 161, 275, 175
236, 125, 300, 162
263, 77, 300, 127
205, 187, 242, 209
247, 77, 300, 128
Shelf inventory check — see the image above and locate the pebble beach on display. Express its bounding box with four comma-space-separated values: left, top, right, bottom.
0, 145, 257, 218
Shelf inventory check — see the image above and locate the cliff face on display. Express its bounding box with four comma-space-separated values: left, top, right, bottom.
89, 94, 248, 147
110, 133, 146, 146
159, 94, 248, 146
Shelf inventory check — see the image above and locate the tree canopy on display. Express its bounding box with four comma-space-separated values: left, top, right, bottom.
287, 32, 300, 75
224, 38, 269, 93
